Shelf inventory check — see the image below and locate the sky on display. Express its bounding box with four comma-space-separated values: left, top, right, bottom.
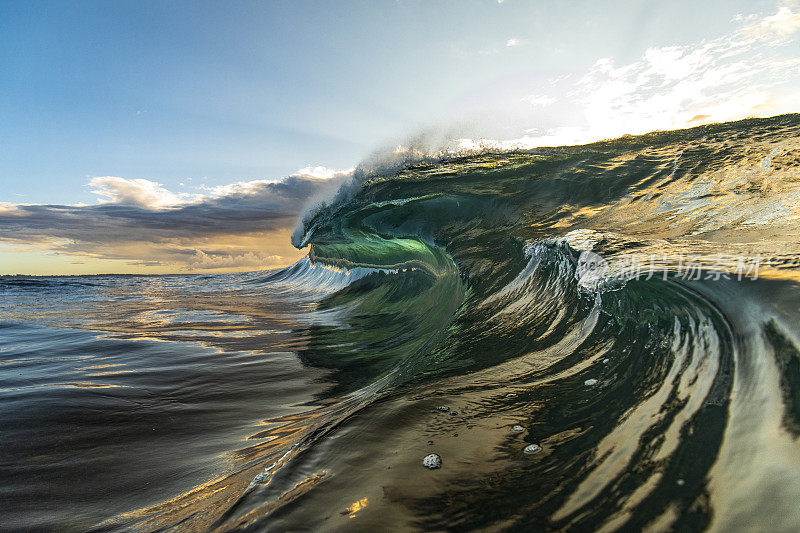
1, 0, 799, 274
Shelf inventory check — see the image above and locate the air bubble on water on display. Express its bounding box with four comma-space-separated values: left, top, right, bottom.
584, 378, 598, 386
523, 444, 542, 454
512, 425, 525, 432
436, 406, 449, 412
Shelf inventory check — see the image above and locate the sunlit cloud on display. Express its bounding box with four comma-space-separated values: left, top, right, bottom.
0, 170, 352, 274
200, 166, 353, 198
570, 5, 800, 135
0, 202, 24, 216
754, 5, 800, 36
458, 5, 800, 149
89, 176, 198, 209
294, 166, 355, 180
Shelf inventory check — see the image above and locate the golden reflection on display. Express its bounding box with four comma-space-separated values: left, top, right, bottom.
341, 497, 369, 518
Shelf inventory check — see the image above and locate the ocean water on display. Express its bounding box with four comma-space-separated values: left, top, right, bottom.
3, 114, 800, 531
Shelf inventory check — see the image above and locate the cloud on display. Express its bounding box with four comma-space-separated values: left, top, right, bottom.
200, 166, 353, 200
505, 38, 524, 47
0, 170, 352, 273
567, 6, 800, 137
755, 5, 800, 36
456, 5, 800, 150
89, 176, 197, 208
187, 249, 284, 270
0, 202, 24, 216
294, 166, 355, 180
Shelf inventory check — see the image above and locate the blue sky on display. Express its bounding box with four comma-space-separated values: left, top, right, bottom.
0, 0, 798, 273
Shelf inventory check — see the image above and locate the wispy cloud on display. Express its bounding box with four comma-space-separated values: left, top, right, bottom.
467, 5, 800, 149
569, 5, 800, 136
505, 37, 525, 47
0, 169, 352, 273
